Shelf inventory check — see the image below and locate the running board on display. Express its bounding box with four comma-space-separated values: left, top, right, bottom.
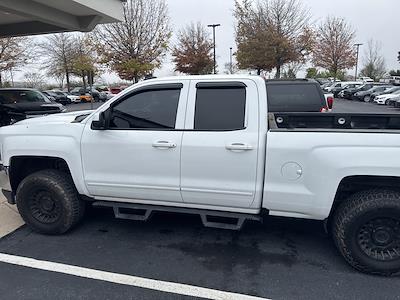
92, 201, 261, 230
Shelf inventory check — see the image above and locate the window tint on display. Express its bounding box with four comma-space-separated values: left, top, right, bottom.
110, 89, 180, 129
0, 90, 50, 104
266, 84, 323, 112
194, 87, 246, 130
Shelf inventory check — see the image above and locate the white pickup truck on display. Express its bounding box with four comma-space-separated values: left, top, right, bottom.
1, 75, 400, 276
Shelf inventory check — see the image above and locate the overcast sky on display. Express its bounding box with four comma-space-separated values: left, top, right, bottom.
14, 0, 400, 83
156, 0, 400, 78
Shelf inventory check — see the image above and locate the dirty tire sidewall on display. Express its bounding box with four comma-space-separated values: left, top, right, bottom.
333, 189, 400, 276
16, 170, 83, 235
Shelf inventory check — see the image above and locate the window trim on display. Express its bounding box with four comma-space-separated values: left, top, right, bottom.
106, 83, 184, 131
196, 81, 247, 89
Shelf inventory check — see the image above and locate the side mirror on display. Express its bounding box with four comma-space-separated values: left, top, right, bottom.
91, 111, 108, 130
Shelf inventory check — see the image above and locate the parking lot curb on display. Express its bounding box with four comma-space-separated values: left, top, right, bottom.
0, 197, 24, 238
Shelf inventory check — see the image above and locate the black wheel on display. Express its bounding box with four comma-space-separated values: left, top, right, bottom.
332, 189, 400, 276
364, 95, 371, 103
16, 169, 85, 235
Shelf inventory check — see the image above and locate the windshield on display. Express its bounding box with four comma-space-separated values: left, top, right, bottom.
0, 90, 52, 104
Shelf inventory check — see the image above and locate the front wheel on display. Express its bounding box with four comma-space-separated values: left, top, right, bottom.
332, 189, 400, 276
16, 169, 85, 235
364, 95, 371, 102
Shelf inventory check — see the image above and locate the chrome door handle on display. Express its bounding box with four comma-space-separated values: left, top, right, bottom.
152, 141, 177, 149
226, 143, 253, 151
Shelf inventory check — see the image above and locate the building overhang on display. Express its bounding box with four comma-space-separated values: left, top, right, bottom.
0, 0, 124, 38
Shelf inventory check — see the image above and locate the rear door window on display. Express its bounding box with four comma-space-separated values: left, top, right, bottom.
266, 83, 323, 112
194, 86, 246, 130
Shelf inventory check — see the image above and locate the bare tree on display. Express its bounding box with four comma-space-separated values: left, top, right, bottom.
24, 72, 45, 89
234, 0, 313, 78
282, 61, 303, 78
38, 33, 75, 92
94, 0, 171, 82
223, 62, 239, 74
313, 16, 356, 80
172, 23, 213, 75
0, 37, 32, 87
360, 39, 386, 81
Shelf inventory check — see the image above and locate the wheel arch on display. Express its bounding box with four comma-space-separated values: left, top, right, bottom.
8, 156, 85, 195
327, 175, 400, 225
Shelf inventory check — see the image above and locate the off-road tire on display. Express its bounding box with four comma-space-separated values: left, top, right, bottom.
332, 189, 400, 276
16, 169, 85, 235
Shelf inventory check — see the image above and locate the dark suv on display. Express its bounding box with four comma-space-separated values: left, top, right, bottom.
265, 79, 330, 112
0, 88, 66, 126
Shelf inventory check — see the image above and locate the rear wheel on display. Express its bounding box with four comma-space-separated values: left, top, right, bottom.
364, 95, 371, 102
16, 169, 85, 235
332, 189, 400, 276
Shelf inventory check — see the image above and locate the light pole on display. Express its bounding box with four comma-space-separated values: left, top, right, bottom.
207, 24, 221, 74
229, 47, 233, 74
354, 43, 363, 81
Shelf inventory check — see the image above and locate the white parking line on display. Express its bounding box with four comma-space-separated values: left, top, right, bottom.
0, 253, 270, 300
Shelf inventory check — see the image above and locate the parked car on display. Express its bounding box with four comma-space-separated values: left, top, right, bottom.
353, 86, 393, 102
44, 90, 71, 105
51, 90, 80, 104
314, 78, 330, 85
79, 93, 92, 103
323, 81, 360, 93
358, 76, 374, 83
110, 87, 122, 95
104, 91, 115, 100
71, 87, 107, 102
373, 90, 400, 105
321, 82, 333, 89
70, 87, 82, 96
265, 79, 331, 112
0, 88, 66, 126
41, 91, 56, 102
332, 83, 363, 98
392, 96, 400, 108
3, 75, 400, 276
342, 83, 376, 100
371, 86, 400, 102
66, 93, 81, 103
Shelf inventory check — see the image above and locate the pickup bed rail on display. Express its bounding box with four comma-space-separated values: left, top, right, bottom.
270, 113, 400, 131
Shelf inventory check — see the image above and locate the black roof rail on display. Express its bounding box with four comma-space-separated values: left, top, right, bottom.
265, 78, 311, 83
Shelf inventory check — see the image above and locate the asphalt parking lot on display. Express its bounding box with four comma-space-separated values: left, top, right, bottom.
1, 98, 400, 300
1, 208, 400, 300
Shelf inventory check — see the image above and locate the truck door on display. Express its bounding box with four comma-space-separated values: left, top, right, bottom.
180, 80, 259, 208
81, 81, 189, 203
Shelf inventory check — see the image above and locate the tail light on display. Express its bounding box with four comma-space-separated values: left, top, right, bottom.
327, 96, 334, 110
